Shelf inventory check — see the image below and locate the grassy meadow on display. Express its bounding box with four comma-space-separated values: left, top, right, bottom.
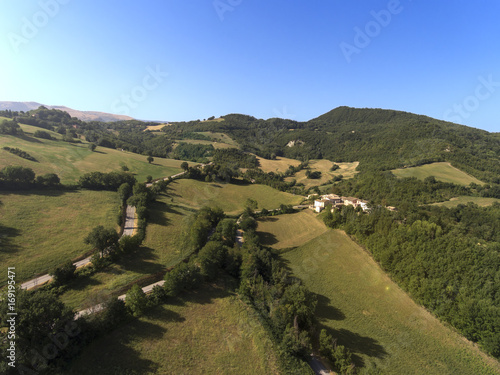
285, 159, 359, 189
431, 196, 500, 208
281, 230, 500, 374
0, 189, 119, 284
0, 124, 185, 183
257, 210, 328, 249
60, 194, 194, 310
391, 162, 483, 186
67, 283, 281, 375
167, 179, 303, 215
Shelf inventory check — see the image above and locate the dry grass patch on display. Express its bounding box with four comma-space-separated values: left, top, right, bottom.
256, 156, 301, 173
431, 196, 500, 208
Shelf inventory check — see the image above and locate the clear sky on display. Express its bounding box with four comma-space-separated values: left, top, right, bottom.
0, 0, 499, 132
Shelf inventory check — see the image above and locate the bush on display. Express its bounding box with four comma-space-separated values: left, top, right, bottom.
50, 260, 76, 286
33, 129, 54, 140
197, 241, 227, 280
119, 235, 142, 253
163, 262, 202, 297
2, 146, 37, 162
35, 173, 60, 186
125, 284, 147, 317
240, 216, 257, 232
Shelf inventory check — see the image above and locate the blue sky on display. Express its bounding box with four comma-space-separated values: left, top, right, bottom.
0, 0, 499, 132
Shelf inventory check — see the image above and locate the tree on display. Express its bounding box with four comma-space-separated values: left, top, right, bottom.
84, 225, 119, 257
240, 216, 257, 232
0, 165, 35, 184
180, 161, 189, 171
118, 182, 132, 203
147, 155, 154, 164
35, 173, 60, 186
146, 175, 153, 183
244, 198, 258, 216
197, 241, 227, 280
88, 143, 97, 152
125, 284, 147, 317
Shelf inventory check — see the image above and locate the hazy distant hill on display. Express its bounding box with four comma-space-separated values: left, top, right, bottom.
0, 101, 134, 122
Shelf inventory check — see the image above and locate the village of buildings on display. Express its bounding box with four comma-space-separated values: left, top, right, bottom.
309, 194, 369, 213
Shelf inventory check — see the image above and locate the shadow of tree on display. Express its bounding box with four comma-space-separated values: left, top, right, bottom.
319, 324, 388, 368
0, 223, 21, 254
315, 293, 346, 321
256, 231, 278, 246
117, 246, 164, 275
258, 216, 279, 222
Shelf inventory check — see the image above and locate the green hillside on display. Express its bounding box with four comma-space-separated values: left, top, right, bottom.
0, 124, 185, 183
282, 230, 500, 374
0, 189, 119, 284
391, 162, 483, 185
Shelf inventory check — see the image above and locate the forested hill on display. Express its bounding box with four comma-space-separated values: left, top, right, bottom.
169, 107, 500, 183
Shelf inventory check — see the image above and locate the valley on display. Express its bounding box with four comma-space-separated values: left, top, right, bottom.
1, 106, 499, 374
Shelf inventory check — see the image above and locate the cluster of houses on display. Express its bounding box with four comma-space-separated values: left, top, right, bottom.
310, 194, 369, 213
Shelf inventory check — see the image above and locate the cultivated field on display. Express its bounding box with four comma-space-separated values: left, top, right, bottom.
0, 190, 119, 285
282, 230, 500, 375
60, 194, 193, 310
257, 210, 328, 249
285, 160, 359, 189
167, 179, 303, 215
391, 162, 483, 186
431, 196, 500, 208
0, 124, 185, 183
67, 283, 281, 375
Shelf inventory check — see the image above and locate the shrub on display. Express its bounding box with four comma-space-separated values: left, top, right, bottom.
125, 284, 147, 317
50, 260, 76, 286
33, 129, 54, 140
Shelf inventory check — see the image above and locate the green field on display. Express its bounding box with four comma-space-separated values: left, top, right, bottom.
67, 283, 281, 375
391, 162, 483, 186
431, 196, 500, 208
285, 159, 359, 189
257, 210, 328, 249
282, 230, 500, 375
0, 124, 185, 183
60, 194, 193, 310
167, 179, 303, 215
0, 190, 119, 284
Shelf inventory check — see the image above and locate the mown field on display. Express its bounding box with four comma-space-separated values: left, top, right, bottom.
0, 189, 119, 285
285, 159, 359, 189
167, 179, 303, 215
255, 155, 301, 173
257, 210, 328, 249
173, 139, 236, 149
60, 194, 193, 310
391, 162, 483, 186
282, 230, 500, 374
67, 283, 282, 375
0, 124, 185, 183
431, 196, 500, 208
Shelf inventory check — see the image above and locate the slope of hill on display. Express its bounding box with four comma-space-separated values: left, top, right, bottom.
0, 101, 134, 122
168, 107, 500, 184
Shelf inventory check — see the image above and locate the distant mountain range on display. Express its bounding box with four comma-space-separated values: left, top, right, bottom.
0, 101, 134, 122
